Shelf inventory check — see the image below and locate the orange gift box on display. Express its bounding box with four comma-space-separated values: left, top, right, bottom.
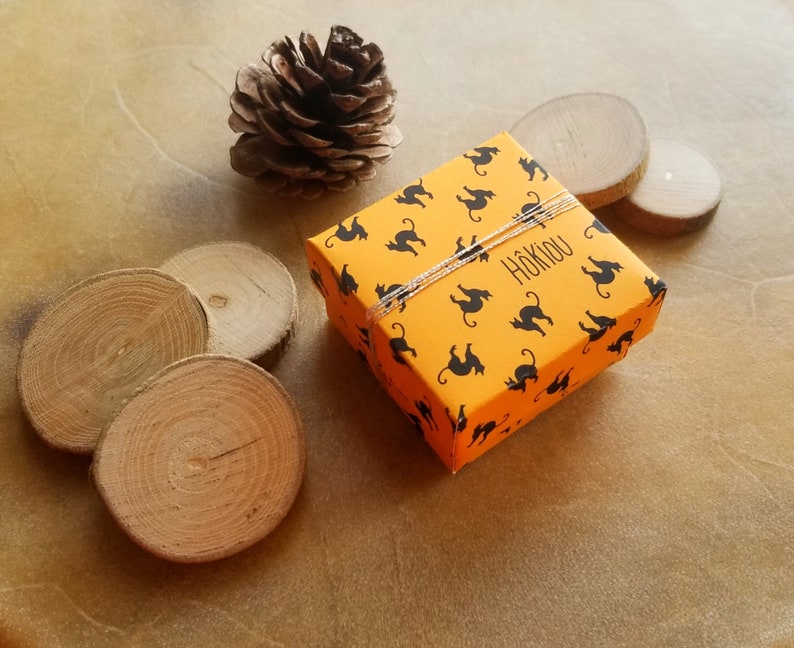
306, 132, 667, 472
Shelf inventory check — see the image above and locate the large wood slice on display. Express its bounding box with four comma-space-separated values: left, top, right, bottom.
511, 92, 649, 209
17, 269, 208, 454
161, 242, 298, 367
92, 354, 306, 563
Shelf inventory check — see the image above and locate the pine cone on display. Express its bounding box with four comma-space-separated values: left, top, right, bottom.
229, 25, 402, 199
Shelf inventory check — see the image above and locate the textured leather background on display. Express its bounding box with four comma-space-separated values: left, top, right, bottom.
1, 1, 792, 646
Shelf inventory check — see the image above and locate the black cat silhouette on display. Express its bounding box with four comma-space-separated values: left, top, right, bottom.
395, 178, 434, 208
505, 348, 539, 392
607, 318, 641, 357
456, 186, 495, 222
375, 282, 408, 313
514, 190, 547, 228
534, 368, 576, 402
581, 256, 624, 298
584, 218, 610, 239
464, 146, 500, 176
385, 218, 426, 256
454, 235, 489, 263
357, 348, 370, 366
645, 276, 667, 307
355, 323, 370, 346
467, 413, 509, 447
437, 343, 485, 384
309, 261, 328, 296
446, 404, 468, 435
511, 291, 554, 336
414, 398, 438, 431
406, 412, 423, 432
578, 309, 617, 353
518, 156, 549, 182
389, 322, 417, 365
353, 323, 372, 358
333, 264, 359, 302
449, 284, 492, 327
324, 216, 368, 247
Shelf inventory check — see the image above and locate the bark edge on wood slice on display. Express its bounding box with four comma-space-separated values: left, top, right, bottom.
612, 139, 723, 236
17, 268, 209, 454
160, 241, 298, 367
510, 92, 649, 209
91, 354, 306, 563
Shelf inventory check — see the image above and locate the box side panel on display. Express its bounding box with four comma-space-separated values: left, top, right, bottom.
305, 237, 374, 366
450, 284, 667, 471
307, 230, 461, 472
367, 316, 460, 471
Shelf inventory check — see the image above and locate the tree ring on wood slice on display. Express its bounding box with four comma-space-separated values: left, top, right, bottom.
16, 268, 208, 454
510, 92, 649, 209
92, 354, 306, 563
160, 242, 298, 367
612, 139, 723, 236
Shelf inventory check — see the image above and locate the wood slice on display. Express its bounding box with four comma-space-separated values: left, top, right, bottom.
612, 139, 723, 236
17, 269, 208, 454
92, 354, 306, 563
160, 242, 298, 367
510, 92, 649, 209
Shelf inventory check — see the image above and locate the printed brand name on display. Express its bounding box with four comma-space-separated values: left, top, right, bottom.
499, 235, 574, 286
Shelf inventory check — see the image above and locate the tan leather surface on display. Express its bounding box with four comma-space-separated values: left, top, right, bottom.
1, 1, 792, 646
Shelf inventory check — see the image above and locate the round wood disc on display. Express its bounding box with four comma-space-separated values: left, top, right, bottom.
510, 92, 649, 209
160, 242, 298, 367
613, 138, 723, 236
17, 268, 208, 454
92, 354, 306, 563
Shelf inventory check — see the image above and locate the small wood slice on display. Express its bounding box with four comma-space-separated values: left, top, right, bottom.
613, 139, 723, 236
17, 269, 208, 454
510, 92, 649, 209
92, 355, 306, 563
160, 242, 298, 367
